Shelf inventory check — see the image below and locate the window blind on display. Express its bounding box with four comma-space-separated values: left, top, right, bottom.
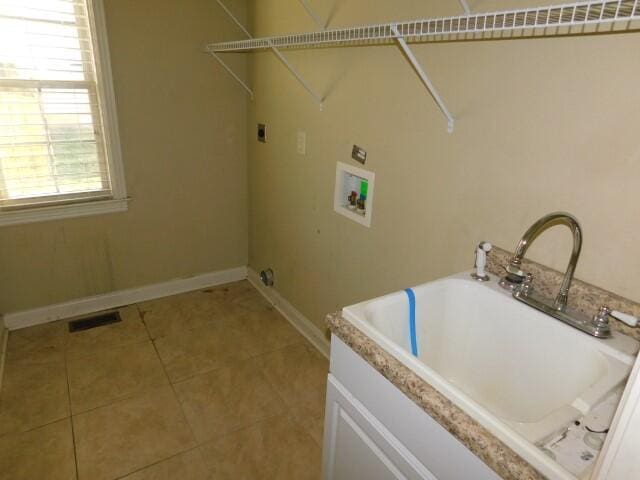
0, 0, 112, 209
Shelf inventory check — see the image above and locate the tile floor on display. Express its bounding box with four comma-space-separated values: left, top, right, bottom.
0, 281, 328, 479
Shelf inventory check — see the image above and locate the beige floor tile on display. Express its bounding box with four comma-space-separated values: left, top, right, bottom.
174, 357, 286, 443
290, 404, 325, 447
67, 340, 168, 414
236, 307, 304, 356
205, 280, 257, 302
153, 322, 255, 382
6, 320, 67, 364
121, 449, 211, 480
0, 356, 69, 436
228, 291, 272, 315
139, 290, 228, 340
73, 385, 196, 480
66, 306, 149, 359
207, 281, 272, 318
258, 343, 329, 418
0, 418, 76, 480
199, 414, 322, 480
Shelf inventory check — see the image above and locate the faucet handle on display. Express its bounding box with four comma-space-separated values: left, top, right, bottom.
499, 261, 528, 291
594, 306, 639, 328
610, 309, 639, 328
505, 262, 526, 278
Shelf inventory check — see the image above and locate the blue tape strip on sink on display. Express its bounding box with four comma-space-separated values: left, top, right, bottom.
404, 288, 418, 356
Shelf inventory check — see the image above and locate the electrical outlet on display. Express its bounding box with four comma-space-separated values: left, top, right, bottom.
297, 130, 306, 155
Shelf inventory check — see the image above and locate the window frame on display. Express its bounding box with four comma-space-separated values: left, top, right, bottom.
0, 0, 127, 227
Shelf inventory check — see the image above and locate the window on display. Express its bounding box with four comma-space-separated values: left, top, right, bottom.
0, 0, 126, 226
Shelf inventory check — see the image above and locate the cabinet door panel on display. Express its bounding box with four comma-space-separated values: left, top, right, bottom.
323, 375, 437, 480
328, 336, 500, 480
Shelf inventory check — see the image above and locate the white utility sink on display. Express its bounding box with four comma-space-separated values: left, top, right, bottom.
342, 272, 639, 480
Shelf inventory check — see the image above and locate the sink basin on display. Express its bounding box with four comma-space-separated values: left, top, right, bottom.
342, 273, 638, 480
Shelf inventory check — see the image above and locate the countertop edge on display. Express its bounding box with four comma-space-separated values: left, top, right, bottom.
327, 311, 548, 480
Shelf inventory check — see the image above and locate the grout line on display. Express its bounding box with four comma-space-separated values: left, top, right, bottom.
137, 293, 319, 448
195, 411, 287, 448
143, 302, 201, 448
111, 445, 205, 480
135, 303, 154, 341
66, 337, 151, 362
64, 346, 80, 480
67, 377, 171, 418
81, 302, 204, 479
64, 308, 167, 418
163, 337, 310, 386
0, 328, 8, 393
0, 414, 71, 440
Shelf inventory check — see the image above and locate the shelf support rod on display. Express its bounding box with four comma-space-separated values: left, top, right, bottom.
266, 39, 324, 108
215, 0, 252, 38
459, 0, 471, 14
391, 25, 454, 133
208, 0, 253, 97
298, 0, 326, 30
210, 52, 254, 99
215, 0, 323, 109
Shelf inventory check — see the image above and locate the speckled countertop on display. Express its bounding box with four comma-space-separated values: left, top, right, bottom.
326, 246, 640, 480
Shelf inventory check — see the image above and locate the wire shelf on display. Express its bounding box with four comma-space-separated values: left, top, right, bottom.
206, 0, 640, 53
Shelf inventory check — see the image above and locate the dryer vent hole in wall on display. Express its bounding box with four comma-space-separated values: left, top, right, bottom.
68, 311, 122, 333
257, 123, 266, 143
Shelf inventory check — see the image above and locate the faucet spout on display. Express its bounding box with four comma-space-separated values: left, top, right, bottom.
503, 212, 582, 310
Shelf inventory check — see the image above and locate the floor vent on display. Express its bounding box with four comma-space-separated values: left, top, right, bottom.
68, 311, 122, 333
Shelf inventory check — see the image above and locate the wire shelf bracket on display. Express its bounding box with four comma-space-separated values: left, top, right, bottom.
206, 0, 640, 129
459, 0, 472, 14
299, 0, 326, 30
210, 52, 254, 99
391, 25, 455, 133
212, 0, 323, 110
209, 0, 253, 97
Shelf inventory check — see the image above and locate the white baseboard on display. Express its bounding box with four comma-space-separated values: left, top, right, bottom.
248, 268, 330, 359
4, 266, 248, 331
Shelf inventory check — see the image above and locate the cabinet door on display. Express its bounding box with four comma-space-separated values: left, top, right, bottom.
323, 375, 438, 480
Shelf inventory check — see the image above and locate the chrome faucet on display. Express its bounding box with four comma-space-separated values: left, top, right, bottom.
500, 212, 582, 311
500, 212, 610, 338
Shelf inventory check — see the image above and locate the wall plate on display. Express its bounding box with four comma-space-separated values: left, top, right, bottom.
297, 130, 306, 155
351, 145, 367, 164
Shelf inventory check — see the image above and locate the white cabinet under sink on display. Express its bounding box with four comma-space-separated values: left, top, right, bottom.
322, 335, 500, 480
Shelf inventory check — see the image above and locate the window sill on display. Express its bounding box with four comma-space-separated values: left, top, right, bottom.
0, 197, 129, 227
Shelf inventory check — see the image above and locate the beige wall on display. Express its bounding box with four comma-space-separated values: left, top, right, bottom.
247, 0, 640, 332
0, 0, 248, 313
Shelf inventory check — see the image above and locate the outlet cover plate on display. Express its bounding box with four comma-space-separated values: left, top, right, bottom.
351, 145, 367, 164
